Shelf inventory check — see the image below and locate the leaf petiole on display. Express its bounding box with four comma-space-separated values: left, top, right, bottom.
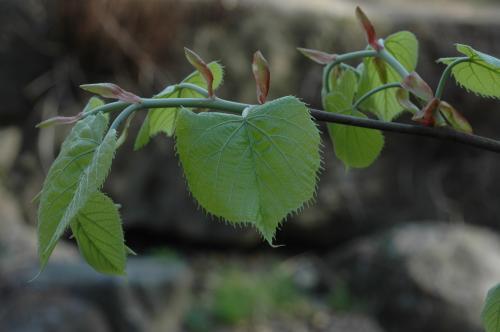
323, 50, 378, 93
353, 82, 402, 109
435, 57, 469, 99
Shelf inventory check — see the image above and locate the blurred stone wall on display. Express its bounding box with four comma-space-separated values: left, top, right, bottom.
1, 0, 500, 248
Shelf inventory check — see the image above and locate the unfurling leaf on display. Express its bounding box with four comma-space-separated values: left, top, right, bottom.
297, 48, 337, 65
355, 6, 382, 51
134, 62, 224, 150
328, 65, 359, 99
356, 31, 419, 121
36, 114, 83, 128
482, 284, 500, 332
439, 101, 473, 133
184, 47, 214, 97
395, 88, 419, 114
438, 44, 500, 98
252, 50, 271, 104
71, 191, 126, 275
80, 83, 141, 104
401, 72, 434, 101
37, 113, 117, 271
412, 97, 440, 126
175, 96, 321, 243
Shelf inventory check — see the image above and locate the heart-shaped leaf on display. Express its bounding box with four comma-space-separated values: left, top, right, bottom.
438, 44, 500, 98
175, 96, 321, 243
357, 31, 418, 121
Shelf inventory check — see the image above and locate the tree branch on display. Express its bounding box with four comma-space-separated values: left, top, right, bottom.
310, 108, 500, 153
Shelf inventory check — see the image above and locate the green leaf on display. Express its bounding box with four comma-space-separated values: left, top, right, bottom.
357, 31, 418, 121
37, 113, 117, 270
71, 191, 126, 275
82, 97, 105, 114
134, 62, 224, 150
175, 96, 321, 242
438, 44, 500, 98
325, 92, 384, 168
481, 284, 500, 332
329, 65, 359, 102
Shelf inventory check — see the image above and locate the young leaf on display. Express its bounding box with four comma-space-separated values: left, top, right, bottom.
134, 62, 224, 150
175, 96, 321, 243
36, 114, 83, 128
481, 284, 500, 332
82, 97, 105, 113
395, 88, 419, 114
439, 101, 473, 133
438, 44, 500, 98
325, 92, 384, 169
70, 191, 126, 275
328, 65, 359, 99
357, 31, 419, 121
355, 6, 382, 51
401, 72, 434, 101
297, 47, 337, 65
412, 98, 440, 126
37, 113, 117, 270
252, 50, 271, 104
184, 47, 214, 97
80, 83, 141, 104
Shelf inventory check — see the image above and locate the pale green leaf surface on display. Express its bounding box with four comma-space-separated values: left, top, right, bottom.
134, 62, 224, 150
481, 284, 500, 332
37, 114, 117, 270
439, 44, 500, 98
71, 191, 126, 275
175, 96, 321, 242
357, 31, 418, 120
82, 97, 105, 114
325, 92, 384, 168
329, 66, 358, 102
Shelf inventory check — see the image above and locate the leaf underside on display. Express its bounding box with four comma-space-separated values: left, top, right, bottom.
135, 62, 224, 150
37, 113, 117, 270
357, 31, 419, 121
175, 96, 321, 242
439, 44, 500, 99
71, 191, 126, 275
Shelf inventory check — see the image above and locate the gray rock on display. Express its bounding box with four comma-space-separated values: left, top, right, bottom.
324, 313, 385, 332
0, 292, 110, 332
328, 222, 500, 332
3, 258, 192, 332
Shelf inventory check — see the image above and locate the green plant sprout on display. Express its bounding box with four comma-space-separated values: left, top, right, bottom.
34, 6, 500, 331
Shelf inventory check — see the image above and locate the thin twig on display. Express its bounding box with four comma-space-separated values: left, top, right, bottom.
309, 108, 500, 153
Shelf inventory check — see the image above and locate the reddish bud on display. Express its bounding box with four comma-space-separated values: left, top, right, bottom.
36, 113, 83, 128
297, 48, 337, 65
184, 47, 214, 98
252, 50, 270, 104
439, 101, 473, 134
395, 88, 419, 114
80, 83, 141, 104
401, 72, 434, 102
355, 6, 382, 51
412, 97, 440, 126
